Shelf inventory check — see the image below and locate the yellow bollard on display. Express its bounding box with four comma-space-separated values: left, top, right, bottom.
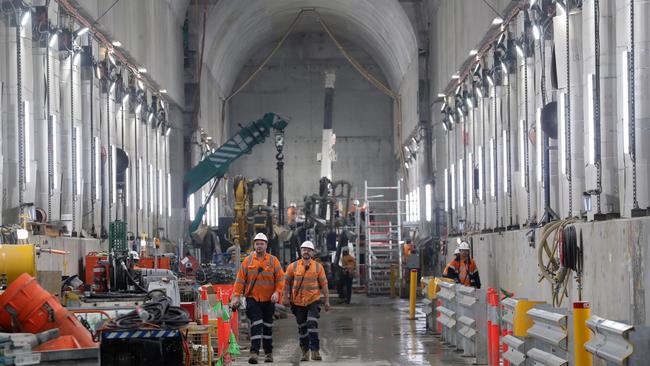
573, 301, 592, 366
389, 265, 397, 298
513, 300, 545, 337
409, 269, 417, 320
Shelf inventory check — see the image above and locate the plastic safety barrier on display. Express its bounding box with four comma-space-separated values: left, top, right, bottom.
585, 316, 634, 365
455, 285, 487, 364
526, 305, 570, 366
436, 282, 457, 348
487, 288, 501, 366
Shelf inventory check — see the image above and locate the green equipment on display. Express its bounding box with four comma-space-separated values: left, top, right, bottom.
184, 113, 288, 233
109, 220, 128, 253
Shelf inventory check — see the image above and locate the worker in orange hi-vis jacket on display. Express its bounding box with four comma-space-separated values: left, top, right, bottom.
231, 232, 284, 364
283, 241, 330, 362
443, 241, 481, 288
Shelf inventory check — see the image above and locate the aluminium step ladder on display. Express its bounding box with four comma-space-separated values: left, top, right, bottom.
364, 180, 405, 296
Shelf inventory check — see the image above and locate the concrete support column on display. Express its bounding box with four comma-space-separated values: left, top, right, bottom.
33, 47, 49, 216
168, 104, 185, 242
60, 55, 73, 226
524, 57, 538, 224
81, 65, 94, 233
583, 0, 619, 218
616, 0, 650, 217
477, 96, 487, 230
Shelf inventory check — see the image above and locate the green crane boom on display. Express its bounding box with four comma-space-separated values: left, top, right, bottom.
184, 112, 288, 233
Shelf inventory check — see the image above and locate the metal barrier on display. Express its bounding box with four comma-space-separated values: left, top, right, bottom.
585, 316, 634, 365
501, 298, 544, 366
455, 284, 488, 363
526, 305, 570, 366
436, 281, 458, 348
422, 297, 435, 332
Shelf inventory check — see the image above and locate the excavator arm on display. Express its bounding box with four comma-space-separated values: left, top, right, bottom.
184, 113, 288, 233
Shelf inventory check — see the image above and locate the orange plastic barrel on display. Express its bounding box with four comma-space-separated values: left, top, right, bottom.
0, 273, 97, 348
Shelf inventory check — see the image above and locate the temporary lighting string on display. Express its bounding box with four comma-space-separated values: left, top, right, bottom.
594, 0, 602, 214
222, 8, 410, 187
565, 3, 573, 217
629, 0, 638, 210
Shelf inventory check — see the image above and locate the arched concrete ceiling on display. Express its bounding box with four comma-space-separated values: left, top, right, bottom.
203, 0, 418, 96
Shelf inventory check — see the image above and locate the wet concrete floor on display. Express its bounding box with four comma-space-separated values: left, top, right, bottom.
233, 296, 474, 365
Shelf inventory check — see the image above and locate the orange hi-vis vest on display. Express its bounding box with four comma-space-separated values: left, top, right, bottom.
284, 259, 328, 307
446, 258, 478, 287
233, 252, 284, 302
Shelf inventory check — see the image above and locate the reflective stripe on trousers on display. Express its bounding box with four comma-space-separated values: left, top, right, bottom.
292, 302, 321, 351
246, 298, 275, 353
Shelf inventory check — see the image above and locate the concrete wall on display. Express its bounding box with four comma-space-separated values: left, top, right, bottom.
32, 235, 104, 279
445, 216, 650, 324
228, 32, 396, 205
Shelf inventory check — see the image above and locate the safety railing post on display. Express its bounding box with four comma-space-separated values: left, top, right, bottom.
501, 297, 544, 366
437, 282, 457, 346
526, 304, 570, 366
585, 315, 636, 365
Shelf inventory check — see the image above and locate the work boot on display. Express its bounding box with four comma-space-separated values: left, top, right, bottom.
264, 353, 273, 363
248, 351, 259, 364
311, 350, 322, 361
300, 348, 310, 361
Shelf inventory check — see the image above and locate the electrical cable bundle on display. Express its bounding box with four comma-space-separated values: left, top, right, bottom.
560, 225, 582, 272
103, 292, 190, 330
537, 219, 581, 306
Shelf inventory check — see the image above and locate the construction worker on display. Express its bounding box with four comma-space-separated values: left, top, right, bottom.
283, 241, 331, 362
339, 247, 356, 304
442, 247, 460, 279
231, 232, 284, 364
287, 202, 298, 225
442, 241, 481, 288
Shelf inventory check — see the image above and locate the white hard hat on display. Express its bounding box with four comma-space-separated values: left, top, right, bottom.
459, 241, 470, 251
453, 248, 460, 255
253, 232, 268, 242
290, 202, 297, 208
130, 250, 140, 260
300, 241, 315, 250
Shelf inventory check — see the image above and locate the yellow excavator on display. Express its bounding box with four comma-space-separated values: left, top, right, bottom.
229, 176, 275, 253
